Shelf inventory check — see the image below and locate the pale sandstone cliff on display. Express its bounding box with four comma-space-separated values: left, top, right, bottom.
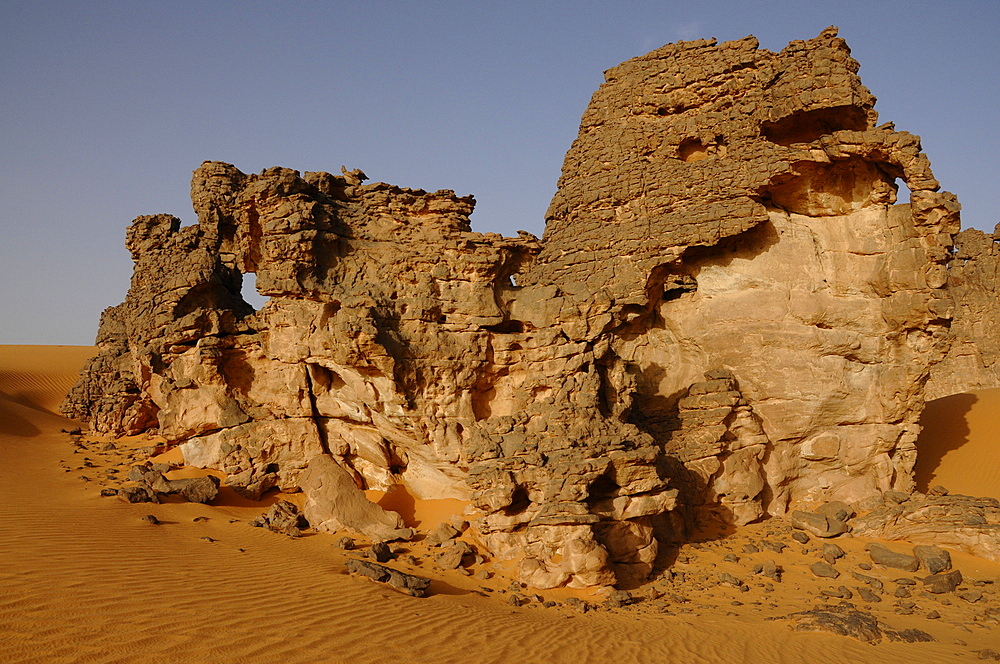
65, 27, 976, 589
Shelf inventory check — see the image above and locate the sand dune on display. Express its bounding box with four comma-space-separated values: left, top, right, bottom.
2, 346, 998, 663
916, 388, 1000, 499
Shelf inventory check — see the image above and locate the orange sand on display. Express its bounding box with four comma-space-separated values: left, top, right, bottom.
916, 388, 1000, 498
2, 345, 998, 663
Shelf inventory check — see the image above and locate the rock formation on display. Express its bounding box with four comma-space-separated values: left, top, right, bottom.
926, 225, 1000, 398
65, 27, 980, 589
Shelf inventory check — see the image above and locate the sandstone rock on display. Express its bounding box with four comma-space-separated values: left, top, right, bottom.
345, 558, 431, 597
301, 455, 412, 542
923, 569, 963, 594
883, 490, 911, 505
816, 502, 854, 524
436, 541, 473, 570
249, 500, 307, 537
913, 544, 952, 574
853, 494, 1000, 563
865, 543, 920, 572
780, 603, 932, 644
810, 561, 840, 579
118, 484, 158, 504
171, 476, 221, 504
857, 587, 881, 603
822, 543, 846, 560
367, 542, 394, 563
63, 27, 972, 589
791, 511, 848, 538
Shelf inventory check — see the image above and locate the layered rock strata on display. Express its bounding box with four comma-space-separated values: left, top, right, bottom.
926, 225, 1000, 398
65, 27, 970, 588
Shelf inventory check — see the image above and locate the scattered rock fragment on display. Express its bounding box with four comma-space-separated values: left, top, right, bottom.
857, 587, 881, 603
821, 543, 845, 561
912, 544, 951, 574
923, 569, 963, 594
345, 558, 431, 597
437, 541, 473, 570
958, 589, 983, 603
368, 542, 394, 563
865, 543, 920, 572
780, 603, 933, 644
791, 511, 848, 538
249, 500, 308, 537
810, 562, 840, 579
118, 484, 158, 504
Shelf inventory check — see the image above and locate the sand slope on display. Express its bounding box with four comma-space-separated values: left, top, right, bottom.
1, 346, 997, 663
916, 388, 1000, 499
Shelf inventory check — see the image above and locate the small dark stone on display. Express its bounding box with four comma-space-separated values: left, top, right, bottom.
792, 531, 810, 545
923, 569, 963, 594
368, 541, 394, 563
142, 514, 159, 524
857, 587, 881, 603
100, 488, 118, 497
759, 540, 786, 554
822, 543, 845, 560
335, 536, 356, 550
958, 589, 983, 603
810, 561, 840, 579
718, 572, 742, 587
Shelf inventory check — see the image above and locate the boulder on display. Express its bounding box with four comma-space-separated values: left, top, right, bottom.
301, 455, 413, 542
249, 500, 307, 537
913, 544, 952, 575
118, 484, 158, 504
791, 511, 848, 538
923, 569, 963, 594
865, 543, 920, 572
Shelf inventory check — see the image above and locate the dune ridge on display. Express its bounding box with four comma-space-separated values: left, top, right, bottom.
1, 345, 998, 663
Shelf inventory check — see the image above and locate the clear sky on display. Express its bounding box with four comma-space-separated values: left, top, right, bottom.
3, 0, 998, 345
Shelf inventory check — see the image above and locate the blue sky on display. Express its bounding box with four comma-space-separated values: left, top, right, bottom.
2, 0, 998, 345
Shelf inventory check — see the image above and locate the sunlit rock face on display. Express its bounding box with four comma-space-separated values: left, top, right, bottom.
65, 27, 966, 589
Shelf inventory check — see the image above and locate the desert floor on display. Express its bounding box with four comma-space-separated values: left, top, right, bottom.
2, 345, 999, 664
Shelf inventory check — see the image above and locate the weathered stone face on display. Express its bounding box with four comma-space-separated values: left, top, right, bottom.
65, 27, 969, 589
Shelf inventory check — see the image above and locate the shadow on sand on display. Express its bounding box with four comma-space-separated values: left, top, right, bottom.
914, 392, 977, 493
